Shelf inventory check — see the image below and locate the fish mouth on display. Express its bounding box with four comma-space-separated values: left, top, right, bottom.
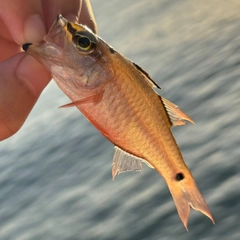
56, 14, 67, 28
42, 14, 68, 48
22, 14, 68, 52
21, 14, 70, 69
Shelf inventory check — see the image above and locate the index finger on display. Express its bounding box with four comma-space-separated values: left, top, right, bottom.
0, 0, 97, 46
0, 0, 46, 45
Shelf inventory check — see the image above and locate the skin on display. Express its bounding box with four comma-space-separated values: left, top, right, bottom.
0, 0, 97, 141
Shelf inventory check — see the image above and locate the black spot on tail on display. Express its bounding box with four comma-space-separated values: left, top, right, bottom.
175, 173, 184, 181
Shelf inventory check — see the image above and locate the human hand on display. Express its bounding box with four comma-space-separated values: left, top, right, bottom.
0, 0, 97, 141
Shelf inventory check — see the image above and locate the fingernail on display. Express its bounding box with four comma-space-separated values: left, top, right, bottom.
24, 14, 46, 43
16, 54, 51, 97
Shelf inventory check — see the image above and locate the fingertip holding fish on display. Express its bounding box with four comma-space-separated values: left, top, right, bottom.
24, 14, 46, 43
16, 54, 51, 97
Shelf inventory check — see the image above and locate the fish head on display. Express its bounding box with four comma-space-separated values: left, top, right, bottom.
23, 14, 114, 92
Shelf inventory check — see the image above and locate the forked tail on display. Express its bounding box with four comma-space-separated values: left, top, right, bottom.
166, 174, 215, 230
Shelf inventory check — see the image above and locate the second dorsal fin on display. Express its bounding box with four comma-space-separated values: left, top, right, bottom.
160, 97, 195, 126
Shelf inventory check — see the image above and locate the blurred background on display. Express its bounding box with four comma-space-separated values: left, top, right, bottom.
0, 0, 240, 239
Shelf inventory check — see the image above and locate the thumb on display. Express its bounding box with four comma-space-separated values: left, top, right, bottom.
0, 53, 51, 141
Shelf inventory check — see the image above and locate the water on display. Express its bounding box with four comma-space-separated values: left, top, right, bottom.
0, 0, 240, 239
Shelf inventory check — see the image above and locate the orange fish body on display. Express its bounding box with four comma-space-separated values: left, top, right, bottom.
23, 15, 214, 229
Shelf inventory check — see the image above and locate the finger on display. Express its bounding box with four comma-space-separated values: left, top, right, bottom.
79, 0, 98, 33
41, 0, 82, 29
0, 0, 46, 45
41, 0, 97, 33
0, 17, 22, 62
0, 0, 97, 46
0, 37, 20, 62
0, 17, 13, 42
0, 53, 51, 141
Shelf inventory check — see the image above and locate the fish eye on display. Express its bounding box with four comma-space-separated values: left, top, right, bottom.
72, 32, 96, 53
78, 36, 91, 49
175, 173, 184, 181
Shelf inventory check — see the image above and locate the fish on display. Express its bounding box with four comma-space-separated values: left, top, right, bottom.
22, 14, 214, 230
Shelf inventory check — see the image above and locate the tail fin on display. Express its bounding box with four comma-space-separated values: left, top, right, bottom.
166, 174, 215, 230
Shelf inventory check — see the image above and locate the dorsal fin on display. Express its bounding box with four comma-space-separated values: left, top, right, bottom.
112, 146, 154, 180
160, 97, 195, 126
132, 62, 161, 89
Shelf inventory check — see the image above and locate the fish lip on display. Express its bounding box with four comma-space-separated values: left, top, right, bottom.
42, 14, 68, 49
22, 43, 32, 51
57, 14, 67, 28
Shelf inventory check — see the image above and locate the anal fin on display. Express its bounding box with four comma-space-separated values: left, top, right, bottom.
112, 146, 154, 180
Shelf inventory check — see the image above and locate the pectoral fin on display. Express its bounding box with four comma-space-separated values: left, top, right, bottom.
59, 91, 104, 108
161, 97, 194, 126
112, 146, 154, 180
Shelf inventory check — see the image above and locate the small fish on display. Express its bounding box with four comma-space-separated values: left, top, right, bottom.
22, 14, 214, 229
